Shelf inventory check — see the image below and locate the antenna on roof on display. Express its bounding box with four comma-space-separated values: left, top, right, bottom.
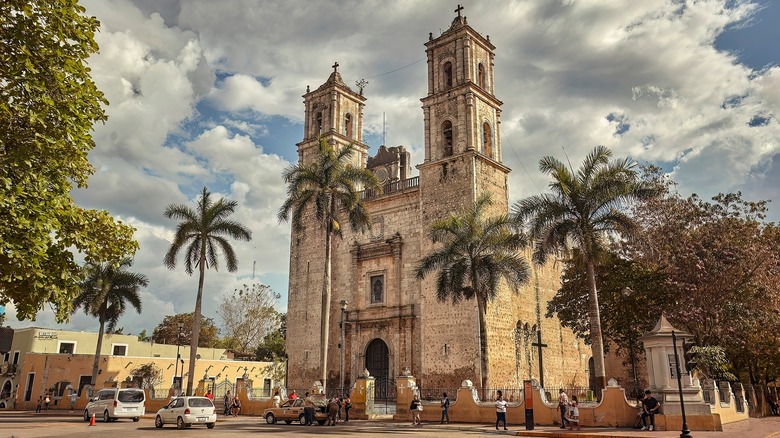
383, 112, 387, 146
562, 146, 574, 173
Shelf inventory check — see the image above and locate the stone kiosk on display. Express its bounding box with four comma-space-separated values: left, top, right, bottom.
641, 315, 718, 430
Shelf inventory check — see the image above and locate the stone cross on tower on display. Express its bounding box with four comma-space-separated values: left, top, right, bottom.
332, 61, 339, 73
454, 4, 464, 17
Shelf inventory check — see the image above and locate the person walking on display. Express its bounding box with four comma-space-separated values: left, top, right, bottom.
223, 391, 231, 416
35, 396, 42, 413
343, 395, 351, 422
327, 397, 339, 426
495, 390, 508, 430
640, 390, 660, 431
43, 393, 50, 411
410, 394, 422, 426
567, 395, 581, 430
440, 392, 450, 424
557, 389, 569, 429
231, 395, 241, 417
302, 392, 316, 426
69, 392, 77, 412
205, 389, 214, 401
272, 390, 281, 408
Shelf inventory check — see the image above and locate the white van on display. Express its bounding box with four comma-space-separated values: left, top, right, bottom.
84, 388, 145, 422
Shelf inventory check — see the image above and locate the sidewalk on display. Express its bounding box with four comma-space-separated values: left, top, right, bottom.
382, 417, 780, 438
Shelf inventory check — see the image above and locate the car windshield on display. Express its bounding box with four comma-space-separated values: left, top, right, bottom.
189, 398, 213, 408
118, 390, 144, 403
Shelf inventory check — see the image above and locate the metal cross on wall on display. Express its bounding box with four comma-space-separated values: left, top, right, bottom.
531, 329, 548, 388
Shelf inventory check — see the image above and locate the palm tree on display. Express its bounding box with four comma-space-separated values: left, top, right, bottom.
278, 138, 380, 388
415, 194, 531, 391
75, 257, 148, 385
511, 145, 658, 394
164, 187, 252, 395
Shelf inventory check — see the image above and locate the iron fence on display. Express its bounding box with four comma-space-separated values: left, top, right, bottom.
419, 387, 459, 402
544, 386, 600, 406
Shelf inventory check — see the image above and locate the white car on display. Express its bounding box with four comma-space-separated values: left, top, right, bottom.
84, 388, 145, 422
155, 396, 217, 429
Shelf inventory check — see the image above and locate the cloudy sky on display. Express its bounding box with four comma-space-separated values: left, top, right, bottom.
6, 0, 779, 336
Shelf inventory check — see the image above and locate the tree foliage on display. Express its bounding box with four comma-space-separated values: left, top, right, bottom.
218, 282, 281, 354
74, 257, 147, 384
416, 194, 530, 390
513, 146, 659, 391
151, 313, 219, 348
278, 138, 380, 388
130, 363, 164, 389
0, 0, 138, 321
256, 313, 286, 361
163, 186, 251, 395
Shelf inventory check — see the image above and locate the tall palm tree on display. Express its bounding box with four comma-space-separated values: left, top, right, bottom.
164, 187, 252, 395
511, 145, 658, 394
75, 257, 148, 385
278, 138, 380, 388
415, 194, 531, 391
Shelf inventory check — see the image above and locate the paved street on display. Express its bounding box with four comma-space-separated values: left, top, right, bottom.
1, 411, 779, 438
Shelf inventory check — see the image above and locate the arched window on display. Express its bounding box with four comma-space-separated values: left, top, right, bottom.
478, 63, 486, 89
315, 112, 323, 134
344, 113, 353, 138
482, 122, 492, 158
442, 121, 453, 156
444, 62, 453, 89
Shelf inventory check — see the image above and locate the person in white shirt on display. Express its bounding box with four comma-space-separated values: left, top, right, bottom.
495, 390, 508, 430
557, 389, 569, 429
272, 390, 280, 408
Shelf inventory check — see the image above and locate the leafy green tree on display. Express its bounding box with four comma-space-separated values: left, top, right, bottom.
415, 194, 530, 391
163, 187, 252, 395
278, 138, 380, 388
0, 0, 138, 321
256, 320, 286, 361
217, 283, 280, 354
137, 329, 150, 342
151, 313, 220, 348
512, 146, 658, 393
74, 257, 148, 385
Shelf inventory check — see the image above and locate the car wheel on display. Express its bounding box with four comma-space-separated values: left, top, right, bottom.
155, 415, 163, 428
177, 416, 185, 429
299, 414, 306, 424
132, 417, 139, 422
206, 423, 215, 429
284, 420, 293, 424
103, 410, 110, 423
265, 413, 276, 424
84, 410, 90, 422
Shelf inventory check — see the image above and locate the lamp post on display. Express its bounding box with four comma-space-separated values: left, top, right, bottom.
173, 322, 184, 395
339, 299, 348, 397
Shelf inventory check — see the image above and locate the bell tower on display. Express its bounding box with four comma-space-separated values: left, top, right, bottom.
297, 62, 368, 167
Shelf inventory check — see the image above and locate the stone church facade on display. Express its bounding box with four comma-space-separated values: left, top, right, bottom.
286, 11, 589, 394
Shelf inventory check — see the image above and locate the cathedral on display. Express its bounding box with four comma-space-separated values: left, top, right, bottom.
285, 9, 589, 395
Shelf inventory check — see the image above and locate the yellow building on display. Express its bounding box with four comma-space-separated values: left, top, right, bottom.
1, 327, 283, 410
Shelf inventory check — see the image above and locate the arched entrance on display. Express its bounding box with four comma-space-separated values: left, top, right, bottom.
365, 339, 391, 400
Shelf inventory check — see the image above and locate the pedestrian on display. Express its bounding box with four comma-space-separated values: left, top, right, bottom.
302, 392, 316, 426
327, 397, 339, 425
409, 394, 422, 426
231, 395, 241, 417
12, 385, 18, 410
289, 389, 297, 400
35, 396, 42, 413
205, 389, 214, 401
440, 392, 450, 424
567, 395, 580, 430
640, 389, 660, 431
557, 389, 569, 429
44, 393, 50, 411
272, 390, 281, 408
223, 391, 231, 416
69, 392, 77, 412
495, 390, 508, 430
343, 395, 351, 422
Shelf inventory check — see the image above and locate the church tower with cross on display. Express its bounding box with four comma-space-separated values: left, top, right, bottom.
285, 7, 589, 396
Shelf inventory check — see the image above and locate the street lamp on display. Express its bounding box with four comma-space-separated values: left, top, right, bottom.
339, 299, 348, 397
174, 322, 184, 395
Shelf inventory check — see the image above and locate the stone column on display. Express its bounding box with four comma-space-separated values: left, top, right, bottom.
394, 373, 417, 421
349, 371, 375, 420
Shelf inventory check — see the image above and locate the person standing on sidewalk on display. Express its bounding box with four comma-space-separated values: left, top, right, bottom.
409, 394, 422, 426
440, 392, 450, 424
557, 389, 569, 429
495, 390, 508, 430
302, 392, 316, 426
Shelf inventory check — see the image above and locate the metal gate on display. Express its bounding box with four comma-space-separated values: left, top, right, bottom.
212, 379, 235, 413
372, 376, 396, 415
